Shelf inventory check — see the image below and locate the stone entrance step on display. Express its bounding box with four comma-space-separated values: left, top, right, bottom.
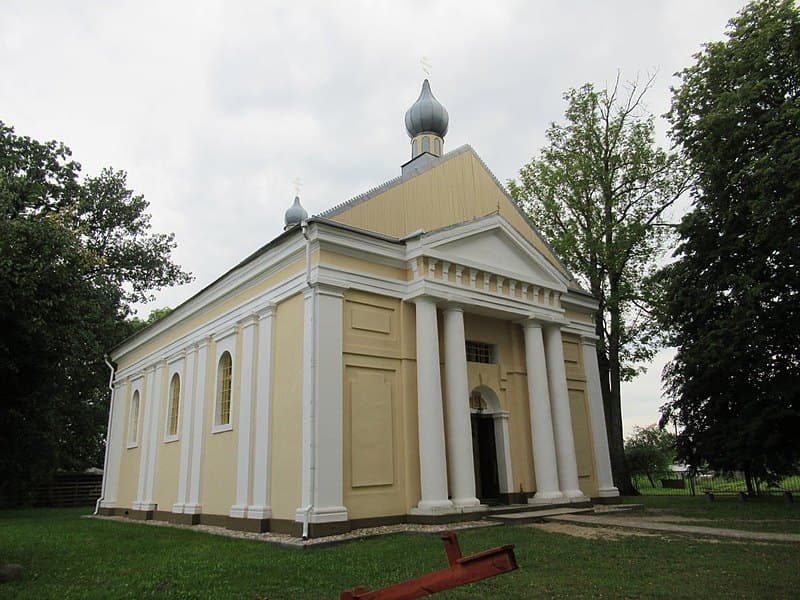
487, 507, 595, 525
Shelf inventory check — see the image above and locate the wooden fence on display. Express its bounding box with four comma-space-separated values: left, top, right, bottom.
32, 473, 103, 507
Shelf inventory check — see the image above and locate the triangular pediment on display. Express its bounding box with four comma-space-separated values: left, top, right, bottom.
409, 215, 569, 291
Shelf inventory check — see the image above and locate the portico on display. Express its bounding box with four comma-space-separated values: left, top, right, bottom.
404, 215, 614, 513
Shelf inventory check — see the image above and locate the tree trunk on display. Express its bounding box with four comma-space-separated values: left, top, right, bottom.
606, 277, 638, 496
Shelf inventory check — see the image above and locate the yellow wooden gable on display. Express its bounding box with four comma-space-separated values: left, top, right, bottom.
322, 145, 574, 285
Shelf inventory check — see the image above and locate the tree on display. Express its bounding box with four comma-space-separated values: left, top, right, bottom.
657, 0, 800, 493
509, 77, 690, 494
0, 122, 191, 504
624, 424, 676, 487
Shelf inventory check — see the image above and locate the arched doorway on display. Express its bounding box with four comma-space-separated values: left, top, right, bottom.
469, 386, 512, 503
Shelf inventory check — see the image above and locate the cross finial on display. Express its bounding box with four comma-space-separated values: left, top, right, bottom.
292, 177, 302, 197
420, 56, 432, 77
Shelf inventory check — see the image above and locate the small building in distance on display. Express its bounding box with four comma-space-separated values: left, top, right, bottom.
99, 79, 618, 537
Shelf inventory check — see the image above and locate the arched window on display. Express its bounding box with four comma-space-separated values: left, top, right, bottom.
166, 373, 180, 438
412, 139, 418, 157
434, 138, 441, 155
216, 351, 233, 428
422, 136, 430, 153
128, 390, 140, 446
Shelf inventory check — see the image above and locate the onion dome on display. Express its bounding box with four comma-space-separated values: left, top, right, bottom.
404, 79, 449, 138
284, 195, 308, 229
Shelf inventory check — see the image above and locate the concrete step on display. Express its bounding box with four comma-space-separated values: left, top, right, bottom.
487, 507, 595, 524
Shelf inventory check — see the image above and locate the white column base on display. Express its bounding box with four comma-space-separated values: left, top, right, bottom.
596, 487, 620, 498
410, 499, 455, 515
295, 506, 349, 523
135, 502, 156, 511
171, 503, 185, 514
183, 503, 202, 515
410, 501, 487, 516
452, 497, 482, 508
247, 505, 272, 519
528, 491, 565, 505
99, 500, 116, 509
229, 505, 248, 518
563, 489, 590, 503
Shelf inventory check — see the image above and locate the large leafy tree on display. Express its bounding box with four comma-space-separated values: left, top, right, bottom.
658, 0, 800, 491
624, 424, 676, 487
0, 122, 191, 504
509, 78, 690, 494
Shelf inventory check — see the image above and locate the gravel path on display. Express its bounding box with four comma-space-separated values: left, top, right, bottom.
546, 514, 800, 543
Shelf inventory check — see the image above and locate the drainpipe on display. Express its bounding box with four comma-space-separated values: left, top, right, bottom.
94, 355, 116, 515
301, 220, 315, 540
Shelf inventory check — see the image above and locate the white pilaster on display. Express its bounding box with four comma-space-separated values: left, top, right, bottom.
185, 337, 210, 515
134, 368, 154, 510
296, 284, 348, 524
543, 324, 588, 502
173, 346, 197, 513
493, 411, 515, 495
249, 304, 275, 520
411, 296, 453, 514
443, 306, 480, 508
581, 336, 619, 498
100, 381, 127, 508
231, 316, 258, 518
143, 361, 166, 509
522, 321, 563, 504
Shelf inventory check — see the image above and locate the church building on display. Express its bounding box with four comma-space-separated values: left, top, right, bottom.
98, 79, 619, 537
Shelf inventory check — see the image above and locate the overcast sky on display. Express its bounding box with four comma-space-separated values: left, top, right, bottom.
2, 0, 747, 436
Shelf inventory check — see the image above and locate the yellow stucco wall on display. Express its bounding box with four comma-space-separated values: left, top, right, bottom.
342, 290, 407, 519
330, 150, 568, 279
114, 258, 304, 371
562, 333, 597, 497
199, 336, 239, 516
268, 293, 304, 521
153, 367, 180, 510
462, 314, 535, 495
116, 379, 140, 507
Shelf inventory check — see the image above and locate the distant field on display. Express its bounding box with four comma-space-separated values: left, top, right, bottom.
1, 501, 799, 599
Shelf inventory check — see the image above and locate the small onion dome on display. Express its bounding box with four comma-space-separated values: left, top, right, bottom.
404, 79, 449, 138
284, 195, 308, 229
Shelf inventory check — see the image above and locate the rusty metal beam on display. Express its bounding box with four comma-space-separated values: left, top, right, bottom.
340, 531, 518, 599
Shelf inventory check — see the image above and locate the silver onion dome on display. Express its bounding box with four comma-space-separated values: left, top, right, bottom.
404, 79, 449, 138
284, 195, 308, 228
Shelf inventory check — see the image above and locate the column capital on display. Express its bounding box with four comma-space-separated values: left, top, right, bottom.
304, 282, 346, 299
238, 314, 259, 330
579, 333, 600, 348
256, 302, 276, 319
442, 302, 465, 314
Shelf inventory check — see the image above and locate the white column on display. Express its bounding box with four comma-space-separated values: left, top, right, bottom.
185, 337, 210, 514
493, 411, 515, 495
543, 324, 588, 502
173, 347, 197, 513
249, 304, 275, 520
231, 316, 258, 518
143, 360, 166, 509
443, 306, 481, 508
134, 367, 154, 510
581, 335, 619, 498
522, 321, 563, 504
411, 297, 453, 513
296, 284, 348, 524
100, 381, 127, 508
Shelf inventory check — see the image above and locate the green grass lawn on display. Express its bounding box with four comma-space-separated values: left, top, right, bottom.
626, 495, 800, 533
1, 503, 799, 599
